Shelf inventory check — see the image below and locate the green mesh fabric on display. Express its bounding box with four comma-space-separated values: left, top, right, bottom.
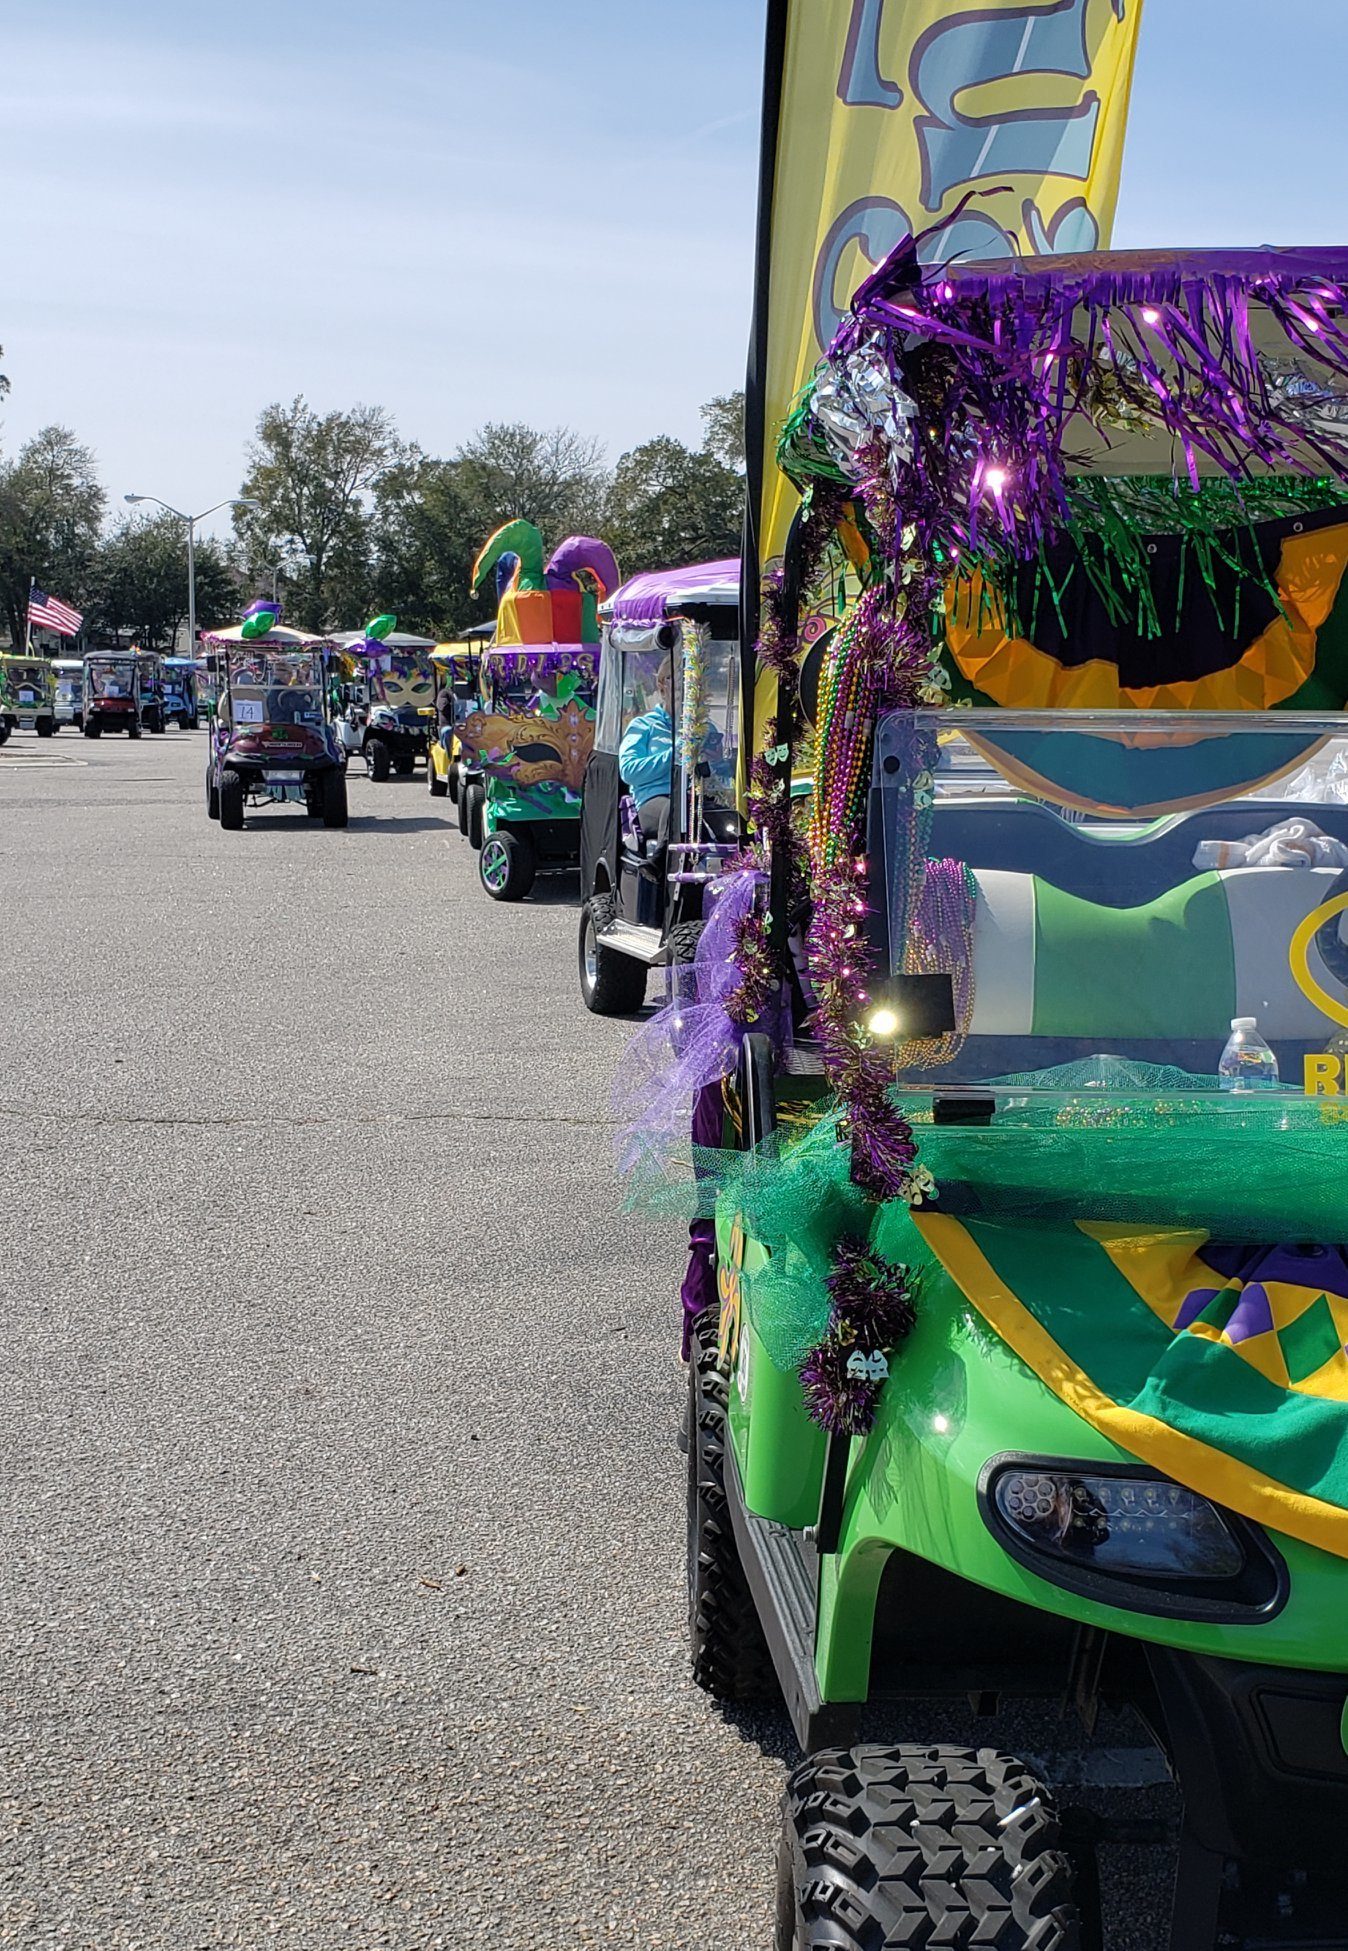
910, 1081, 1348, 1239
624, 1058, 1348, 1367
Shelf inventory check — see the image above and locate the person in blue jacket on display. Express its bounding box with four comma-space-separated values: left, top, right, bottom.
619, 657, 674, 843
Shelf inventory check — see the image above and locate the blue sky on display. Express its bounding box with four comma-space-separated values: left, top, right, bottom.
4, 1, 1348, 536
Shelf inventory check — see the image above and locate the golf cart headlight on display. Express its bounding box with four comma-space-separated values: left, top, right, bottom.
868, 1007, 900, 1038
992, 1466, 1245, 1580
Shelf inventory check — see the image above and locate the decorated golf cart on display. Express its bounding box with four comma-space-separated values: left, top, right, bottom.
626, 245, 1348, 1949
201, 604, 345, 829
51, 657, 83, 732
0, 654, 56, 739
136, 651, 167, 733
426, 624, 492, 805
578, 558, 744, 1012
161, 656, 199, 730
458, 520, 619, 901
329, 617, 439, 779
81, 652, 142, 737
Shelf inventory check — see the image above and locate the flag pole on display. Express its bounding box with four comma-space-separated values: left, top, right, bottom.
24, 578, 33, 657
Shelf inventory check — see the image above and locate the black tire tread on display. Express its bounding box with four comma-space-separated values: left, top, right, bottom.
466, 782, 485, 850
218, 768, 244, 830
580, 892, 648, 1015
779, 1744, 1079, 1950
688, 1313, 775, 1703
322, 769, 349, 829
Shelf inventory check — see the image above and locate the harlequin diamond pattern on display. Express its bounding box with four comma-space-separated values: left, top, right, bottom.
1278, 1293, 1344, 1386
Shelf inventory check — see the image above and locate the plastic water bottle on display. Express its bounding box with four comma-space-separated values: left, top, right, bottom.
1218, 1016, 1280, 1092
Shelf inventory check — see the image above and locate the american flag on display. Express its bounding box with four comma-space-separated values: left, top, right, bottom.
27, 587, 83, 638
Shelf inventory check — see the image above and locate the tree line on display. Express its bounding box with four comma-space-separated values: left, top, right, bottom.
0, 390, 745, 651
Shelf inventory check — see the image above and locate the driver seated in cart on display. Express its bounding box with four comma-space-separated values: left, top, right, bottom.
619, 655, 725, 846
619, 656, 675, 841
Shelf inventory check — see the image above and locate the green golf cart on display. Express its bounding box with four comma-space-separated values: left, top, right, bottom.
0, 654, 56, 739
649, 244, 1348, 1950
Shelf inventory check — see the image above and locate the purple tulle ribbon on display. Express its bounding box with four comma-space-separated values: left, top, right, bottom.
612, 866, 785, 1183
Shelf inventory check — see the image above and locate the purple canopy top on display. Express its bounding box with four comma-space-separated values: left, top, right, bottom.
606, 558, 740, 628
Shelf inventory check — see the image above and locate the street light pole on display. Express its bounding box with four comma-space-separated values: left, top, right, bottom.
123, 492, 259, 652
187, 518, 197, 656
269, 545, 314, 604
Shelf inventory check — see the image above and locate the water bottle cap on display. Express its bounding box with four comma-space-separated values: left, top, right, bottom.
1231, 1016, 1257, 1030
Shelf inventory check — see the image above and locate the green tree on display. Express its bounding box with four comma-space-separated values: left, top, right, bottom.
0, 426, 105, 646
603, 434, 743, 577
700, 390, 746, 472
232, 397, 409, 631
368, 421, 613, 636
369, 456, 479, 639
85, 513, 237, 651
455, 422, 610, 544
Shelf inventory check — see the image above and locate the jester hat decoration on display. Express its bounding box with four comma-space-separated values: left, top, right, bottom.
471, 519, 619, 648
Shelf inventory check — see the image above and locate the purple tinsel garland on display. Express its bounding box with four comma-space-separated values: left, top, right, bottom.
835, 239, 1348, 571
799, 1235, 919, 1437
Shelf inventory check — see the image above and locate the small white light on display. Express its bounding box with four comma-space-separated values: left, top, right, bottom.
984, 466, 1009, 493
933, 1413, 950, 1435
868, 1007, 900, 1038
1142, 307, 1161, 325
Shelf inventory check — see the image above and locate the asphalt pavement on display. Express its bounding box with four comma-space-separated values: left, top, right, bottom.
0, 731, 1172, 1949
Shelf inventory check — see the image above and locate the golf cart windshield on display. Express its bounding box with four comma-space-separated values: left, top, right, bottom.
598, 626, 738, 795
227, 650, 324, 728
683, 631, 739, 808
3, 661, 48, 703
54, 671, 82, 705
876, 708, 1348, 1096
864, 707, 1348, 1241
369, 650, 435, 715
86, 659, 136, 698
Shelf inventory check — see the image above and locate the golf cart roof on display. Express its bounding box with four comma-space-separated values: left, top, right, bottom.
51, 658, 82, 673
604, 558, 740, 627
198, 622, 331, 649
328, 629, 440, 651
163, 657, 195, 669
430, 640, 483, 664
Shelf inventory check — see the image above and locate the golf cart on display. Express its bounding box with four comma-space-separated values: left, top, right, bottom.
52, 658, 83, 731
458, 520, 619, 901
136, 651, 167, 733
579, 559, 743, 1011
647, 245, 1348, 1950
201, 612, 346, 829
427, 629, 490, 804
81, 653, 142, 737
0, 654, 56, 739
330, 623, 438, 779
193, 654, 219, 718
162, 657, 199, 729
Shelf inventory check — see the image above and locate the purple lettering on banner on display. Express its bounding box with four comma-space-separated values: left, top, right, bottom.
838, 0, 903, 108
812, 196, 912, 352
910, 0, 1107, 213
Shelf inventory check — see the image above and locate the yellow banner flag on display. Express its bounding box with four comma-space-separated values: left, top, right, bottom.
751, 0, 1146, 570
